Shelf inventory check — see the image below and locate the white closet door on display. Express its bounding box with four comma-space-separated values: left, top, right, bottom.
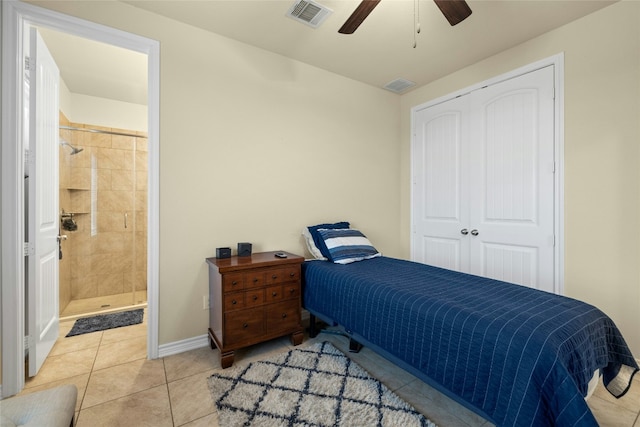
468, 66, 555, 291
412, 65, 556, 293
412, 95, 470, 271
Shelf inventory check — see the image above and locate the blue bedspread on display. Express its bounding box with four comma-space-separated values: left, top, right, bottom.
302, 257, 638, 426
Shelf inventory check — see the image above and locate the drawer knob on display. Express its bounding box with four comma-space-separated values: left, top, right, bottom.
281, 313, 287, 318
252, 295, 258, 301
253, 278, 259, 283
272, 275, 278, 280
232, 281, 238, 286
243, 323, 248, 328
289, 288, 295, 294
232, 300, 237, 305
290, 272, 295, 277
272, 292, 278, 297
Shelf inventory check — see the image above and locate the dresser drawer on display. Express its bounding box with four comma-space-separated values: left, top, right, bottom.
245, 288, 265, 307
223, 273, 244, 293
224, 292, 245, 311
266, 285, 283, 303
266, 266, 300, 284
245, 271, 266, 289
225, 308, 265, 345
283, 266, 301, 283
282, 283, 300, 300
266, 283, 300, 302
265, 268, 285, 285
266, 300, 300, 334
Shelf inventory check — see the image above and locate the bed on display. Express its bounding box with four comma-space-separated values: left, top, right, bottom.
302, 252, 638, 426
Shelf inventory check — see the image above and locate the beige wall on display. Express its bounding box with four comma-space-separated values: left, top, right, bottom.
65, 93, 147, 132
59, 78, 146, 132
400, 1, 640, 355
27, 1, 402, 346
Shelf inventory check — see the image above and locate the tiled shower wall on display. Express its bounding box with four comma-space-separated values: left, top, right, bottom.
59, 112, 147, 314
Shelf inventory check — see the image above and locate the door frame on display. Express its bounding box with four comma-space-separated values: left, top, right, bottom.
410, 53, 565, 295
1, 0, 160, 396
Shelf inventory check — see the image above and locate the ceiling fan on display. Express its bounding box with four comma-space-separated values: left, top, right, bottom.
338, 0, 472, 34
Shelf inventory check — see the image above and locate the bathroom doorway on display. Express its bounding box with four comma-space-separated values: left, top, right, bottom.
2, 1, 160, 395
38, 28, 149, 321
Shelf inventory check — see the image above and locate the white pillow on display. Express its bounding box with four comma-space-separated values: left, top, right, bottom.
302, 227, 326, 260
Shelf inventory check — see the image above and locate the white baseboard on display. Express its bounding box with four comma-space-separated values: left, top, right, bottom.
157, 334, 209, 358
157, 311, 311, 359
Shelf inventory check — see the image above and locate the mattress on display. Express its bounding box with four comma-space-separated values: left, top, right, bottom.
302, 256, 638, 426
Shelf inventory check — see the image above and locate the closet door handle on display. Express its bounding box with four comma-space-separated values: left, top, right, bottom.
471, 229, 479, 236
460, 229, 469, 235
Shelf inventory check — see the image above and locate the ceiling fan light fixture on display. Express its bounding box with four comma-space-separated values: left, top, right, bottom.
384, 78, 416, 94
286, 0, 333, 28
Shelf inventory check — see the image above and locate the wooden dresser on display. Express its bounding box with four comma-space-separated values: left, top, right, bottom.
205, 251, 304, 368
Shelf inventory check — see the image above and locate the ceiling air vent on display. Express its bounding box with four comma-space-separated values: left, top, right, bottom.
384, 78, 416, 94
286, 0, 333, 28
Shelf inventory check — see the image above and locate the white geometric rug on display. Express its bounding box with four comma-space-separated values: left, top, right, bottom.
208, 341, 437, 426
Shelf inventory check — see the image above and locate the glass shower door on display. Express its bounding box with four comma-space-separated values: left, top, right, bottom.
59, 123, 147, 318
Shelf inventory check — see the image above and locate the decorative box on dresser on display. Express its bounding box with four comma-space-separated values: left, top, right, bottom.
205, 251, 304, 368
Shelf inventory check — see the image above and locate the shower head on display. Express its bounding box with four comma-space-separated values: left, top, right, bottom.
60, 139, 84, 155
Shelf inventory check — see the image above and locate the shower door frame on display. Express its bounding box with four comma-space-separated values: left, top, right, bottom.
1, 0, 160, 396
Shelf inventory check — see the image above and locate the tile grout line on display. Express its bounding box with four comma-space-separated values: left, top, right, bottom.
161, 356, 177, 426
77, 330, 104, 418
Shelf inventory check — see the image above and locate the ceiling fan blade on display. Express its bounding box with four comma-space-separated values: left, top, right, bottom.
338, 0, 382, 34
433, 0, 472, 26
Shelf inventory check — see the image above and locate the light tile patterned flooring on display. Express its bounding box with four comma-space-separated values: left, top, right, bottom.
17, 313, 640, 426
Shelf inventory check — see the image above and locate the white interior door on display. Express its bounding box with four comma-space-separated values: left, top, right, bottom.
468, 66, 555, 290
27, 28, 60, 376
412, 66, 556, 293
412, 95, 470, 271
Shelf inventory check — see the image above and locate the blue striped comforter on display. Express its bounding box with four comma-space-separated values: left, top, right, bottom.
302, 257, 638, 426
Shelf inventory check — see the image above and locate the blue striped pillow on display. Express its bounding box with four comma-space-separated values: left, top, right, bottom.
307, 222, 350, 258
317, 228, 381, 264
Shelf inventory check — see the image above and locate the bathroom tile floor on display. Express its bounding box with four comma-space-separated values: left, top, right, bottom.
18, 313, 640, 426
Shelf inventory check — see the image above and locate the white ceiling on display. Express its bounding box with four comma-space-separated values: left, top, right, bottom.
39, 0, 616, 104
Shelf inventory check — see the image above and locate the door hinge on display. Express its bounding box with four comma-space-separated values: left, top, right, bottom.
24, 56, 31, 71
24, 242, 34, 256
24, 335, 30, 351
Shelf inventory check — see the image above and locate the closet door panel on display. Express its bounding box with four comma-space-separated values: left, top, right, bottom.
412, 96, 470, 272
482, 243, 538, 288
468, 66, 555, 291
